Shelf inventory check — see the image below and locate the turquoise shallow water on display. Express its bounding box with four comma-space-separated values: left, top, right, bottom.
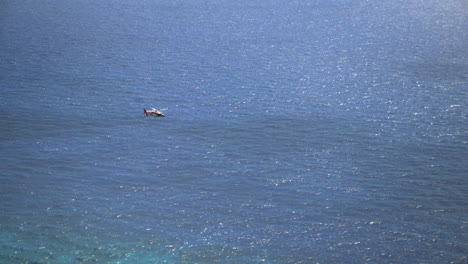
1, 0, 467, 263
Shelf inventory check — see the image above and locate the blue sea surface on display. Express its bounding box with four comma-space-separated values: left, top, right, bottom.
1, 0, 467, 263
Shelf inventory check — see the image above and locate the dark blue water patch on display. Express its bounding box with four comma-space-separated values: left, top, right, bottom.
1, 0, 467, 263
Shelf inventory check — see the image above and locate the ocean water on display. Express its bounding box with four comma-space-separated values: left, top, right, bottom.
1, 0, 467, 263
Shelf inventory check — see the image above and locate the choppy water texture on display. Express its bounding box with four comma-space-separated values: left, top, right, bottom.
1, 0, 467, 263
